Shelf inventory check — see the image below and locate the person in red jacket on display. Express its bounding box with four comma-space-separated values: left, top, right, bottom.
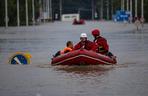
92, 29, 109, 54
91, 29, 116, 59
74, 33, 96, 51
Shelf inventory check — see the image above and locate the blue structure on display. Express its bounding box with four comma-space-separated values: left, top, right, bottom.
9, 52, 31, 65
10, 54, 28, 65
113, 10, 131, 22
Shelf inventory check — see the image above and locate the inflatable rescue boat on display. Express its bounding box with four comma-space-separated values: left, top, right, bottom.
51, 49, 117, 66
73, 19, 85, 25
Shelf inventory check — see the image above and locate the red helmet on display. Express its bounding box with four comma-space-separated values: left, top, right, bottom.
92, 29, 100, 36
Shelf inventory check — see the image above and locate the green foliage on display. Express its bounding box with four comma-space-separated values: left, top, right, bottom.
0, 0, 5, 26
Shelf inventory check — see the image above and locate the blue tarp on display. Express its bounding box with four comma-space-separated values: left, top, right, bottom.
113, 10, 131, 22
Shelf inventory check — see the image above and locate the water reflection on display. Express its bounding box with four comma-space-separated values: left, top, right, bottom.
50, 65, 114, 79
0, 38, 47, 52
0, 22, 148, 96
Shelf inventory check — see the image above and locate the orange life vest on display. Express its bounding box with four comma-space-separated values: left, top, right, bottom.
60, 47, 73, 54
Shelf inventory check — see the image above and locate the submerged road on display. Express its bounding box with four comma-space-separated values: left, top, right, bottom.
0, 21, 148, 96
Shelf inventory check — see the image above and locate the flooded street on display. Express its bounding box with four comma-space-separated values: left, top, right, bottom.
0, 21, 148, 96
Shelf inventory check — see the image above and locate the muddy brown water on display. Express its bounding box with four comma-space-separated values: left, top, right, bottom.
0, 21, 148, 96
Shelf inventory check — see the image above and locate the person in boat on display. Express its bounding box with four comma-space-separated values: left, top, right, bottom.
74, 33, 96, 51
54, 41, 73, 57
91, 29, 115, 59
73, 18, 78, 24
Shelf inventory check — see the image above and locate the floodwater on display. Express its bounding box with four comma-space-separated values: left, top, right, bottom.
0, 21, 148, 96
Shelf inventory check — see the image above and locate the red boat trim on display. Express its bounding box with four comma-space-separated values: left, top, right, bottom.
52, 54, 114, 65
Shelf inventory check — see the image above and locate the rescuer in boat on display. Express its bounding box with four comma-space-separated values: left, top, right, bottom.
54, 41, 73, 57
74, 33, 96, 51
73, 18, 77, 24
73, 18, 85, 24
91, 29, 116, 59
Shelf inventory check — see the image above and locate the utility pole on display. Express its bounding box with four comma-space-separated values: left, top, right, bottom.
47, 0, 50, 20
121, 0, 122, 10
59, 0, 62, 20
91, 0, 95, 20
26, 0, 29, 26
39, 0, 42, 23
122, 0, 125, 10
130, 0, 132, 16
106, 0, 109, 20
121, 0, 125, 10
135, 0, 137, 17
127, 0, 129, 11
111, 0, 113, 17
141, 0, 144, 18
5, 0, 8, 27
32, 0, 35, 25
43, 0, 45, 22
17, 0, 20, 26
49, 0, 52, 20
100, 0, 103, 20
130, 0, 133, 22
